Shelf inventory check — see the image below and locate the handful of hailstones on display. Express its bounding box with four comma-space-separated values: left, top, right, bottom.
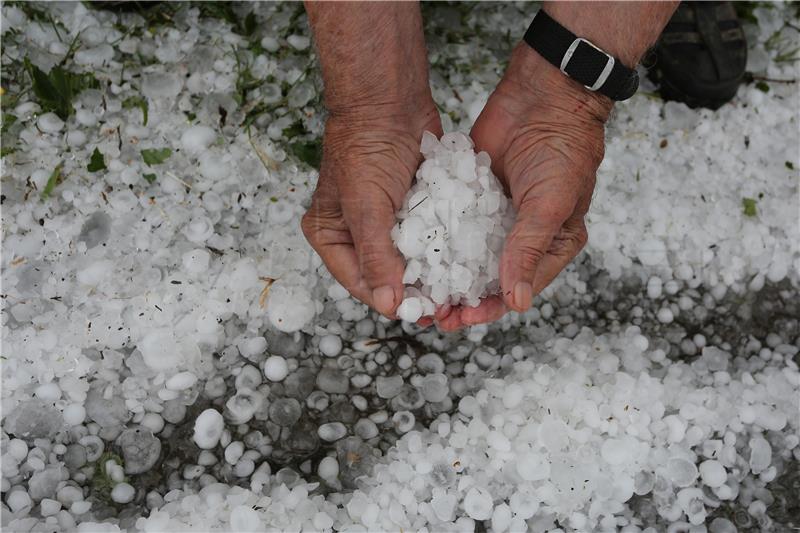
391, 131, 515, 322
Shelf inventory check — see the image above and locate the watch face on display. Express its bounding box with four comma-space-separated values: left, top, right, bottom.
563, 40, 612, 89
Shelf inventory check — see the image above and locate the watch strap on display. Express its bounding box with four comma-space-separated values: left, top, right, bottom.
523, 10, 639, 101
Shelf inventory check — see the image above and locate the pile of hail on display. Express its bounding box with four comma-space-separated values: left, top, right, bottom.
391, 132, 515, 322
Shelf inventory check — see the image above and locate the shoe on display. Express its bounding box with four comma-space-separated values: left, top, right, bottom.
649, 1, 747, 110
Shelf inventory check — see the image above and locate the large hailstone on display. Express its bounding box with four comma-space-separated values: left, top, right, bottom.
391, 131, 515, 320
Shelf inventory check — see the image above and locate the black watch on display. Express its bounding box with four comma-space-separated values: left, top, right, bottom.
523, 10, 640, 101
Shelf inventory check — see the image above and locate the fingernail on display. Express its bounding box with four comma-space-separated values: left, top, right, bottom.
513, 281, 533, 311
372, 285, 398, 316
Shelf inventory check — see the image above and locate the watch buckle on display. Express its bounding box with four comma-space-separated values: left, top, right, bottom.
560, 37, 615, 92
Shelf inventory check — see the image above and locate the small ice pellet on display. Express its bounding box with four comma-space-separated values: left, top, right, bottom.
263, 356, 289, 382
699, 460, 727, 487
111, 483, 135, 504
193, 409, 225, 449
397, 297, 423, 322
319, 335, 343, 357
318, 456, 339, 480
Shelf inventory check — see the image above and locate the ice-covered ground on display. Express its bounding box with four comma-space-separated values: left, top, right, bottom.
1, 2, 798, 532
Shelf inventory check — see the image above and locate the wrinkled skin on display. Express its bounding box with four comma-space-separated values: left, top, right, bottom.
303, 47, 609, 330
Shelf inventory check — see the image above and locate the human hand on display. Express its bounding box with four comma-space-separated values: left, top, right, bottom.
303, 2, 442, 317
435, 44, 612, 331
302, 106, 442, 317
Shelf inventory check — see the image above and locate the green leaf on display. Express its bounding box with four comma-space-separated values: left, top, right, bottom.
289, 140, 322, 169
755, 81, 770, 93
122, 95, 149, 126
141, 147, 172, 166
143, 173, 157, 184
243, 11, 257, 36
282, 121, 306, 140
742, 197, 758, 217
87, 147, 106, 172
786, 161, 795, 170
2, 113, 17, 134
24, 58, 99, 120
41, 162, 64, 199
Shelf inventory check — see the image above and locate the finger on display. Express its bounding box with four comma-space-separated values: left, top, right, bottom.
434, 304, 453, 322
302, 174, 377, 307
436, 309, 465, 332
339, 180, 406, 317
530, 215, 588, 295
500, 192, 575, 313
460, 295, 507, 325
417, 316, 434, 328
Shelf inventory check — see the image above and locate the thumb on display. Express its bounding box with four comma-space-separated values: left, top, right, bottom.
500, 185, 577, 313
340, 179, 406, 317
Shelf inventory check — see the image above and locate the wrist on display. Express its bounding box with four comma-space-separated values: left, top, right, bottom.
307, 3, 433, 119
502, 43, 614, 124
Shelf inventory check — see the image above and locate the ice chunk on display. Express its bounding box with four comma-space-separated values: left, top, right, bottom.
464, 487, 494, 520
699, 460, 727, 487
263, 356, 289, 382
110, 483, 135, 504
748, 436, 771, 473
397, 297, 424, 322
193, 409, 224, 449
117, 427, 161, 474
180, 125, 216, 154
319, 422, 347, 442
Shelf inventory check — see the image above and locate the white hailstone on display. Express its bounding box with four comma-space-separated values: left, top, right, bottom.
657, 307, 674, 323
234, 458, 255, 477
318, 456, 339, 480
313, 512, 334, 531
7, 490, 32, 513
40, 498, 61, 517
8, 439, 28, 461
601, 439, 629, 465
392, 411, 415, 434
34, 382, 61, 401
141, 413, 165, 434
749, 436, 772, 473
193, 409, 225, 449
699, 460, 727, 487
590, 222, 617, 251
487, 430, 511, 452
260, 36, 279, 52
318, 422, 347, 442
225, 441, 245, 465
491, 503, 513, 533
37, 112, 64, 133
267, 284, 316, 333
517, 452, 550, 481
392, 131, 515, 309
182, 249, 211, 275
287, 34, 310, 50
637, 238, 667, 266
396, 297, 424, 322
464, 487, 494, 521
180, 125, 217, 154
166, 371, 197, 391
263, 356, 289, 382
239, 337, 267, 359
229, 258, 259, 291
110, 483, 135, 504
138, 328, 183, 371
183, 216, 215, 244
71, 500, 92, 514
319, 335, 343, 357
663, 415, 687, 442
230, 505, 262, 532
76, 260, 113, 286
